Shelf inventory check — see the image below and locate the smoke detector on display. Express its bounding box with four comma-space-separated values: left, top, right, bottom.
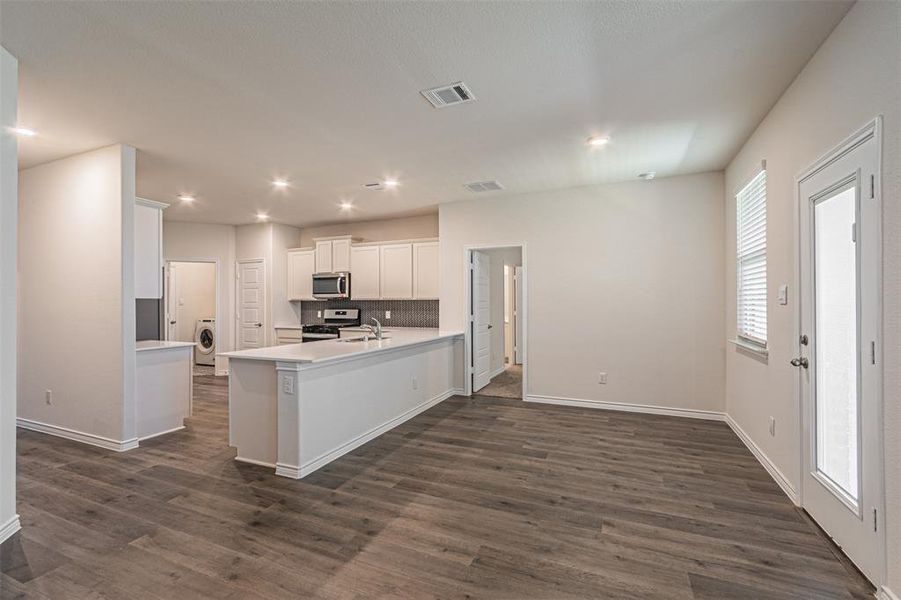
464, 180, 504, 193
421, 82, 475, 108
638, 172, 656, 181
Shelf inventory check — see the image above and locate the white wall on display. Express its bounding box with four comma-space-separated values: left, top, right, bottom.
163, 221, 236, 374
18, 144, 137, 447
298, 213, 437, 247
271, 223, 303, 327
0, 46, 20, 542
171, 262, 216, 342
723, 2, 900, 592
440, 172, 725, 414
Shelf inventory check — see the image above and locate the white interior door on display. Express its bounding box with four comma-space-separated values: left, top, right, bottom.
165, 263, 178, 341
798, 124, 883, 584
237, 259, 266, 350
514, 266, 523, 365
471, 250, 491, 391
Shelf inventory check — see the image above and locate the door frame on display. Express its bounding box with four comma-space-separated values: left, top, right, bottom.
235, 258, 269, 350
793, 116, 885, 584
461, 243, 528, 398
165, 258, 221, 373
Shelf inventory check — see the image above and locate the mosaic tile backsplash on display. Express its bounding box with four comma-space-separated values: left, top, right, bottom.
300, 299, 439, 328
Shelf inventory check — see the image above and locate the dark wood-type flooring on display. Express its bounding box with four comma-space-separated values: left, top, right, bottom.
2, 375, 874, 599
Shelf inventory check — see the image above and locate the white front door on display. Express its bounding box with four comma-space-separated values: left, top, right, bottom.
798, 122, 883, 584
237, 259, 266, 350
165, 263, 178, 341
471, 250, 491, 391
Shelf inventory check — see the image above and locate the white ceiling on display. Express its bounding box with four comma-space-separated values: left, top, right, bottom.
1, 1, 851, 227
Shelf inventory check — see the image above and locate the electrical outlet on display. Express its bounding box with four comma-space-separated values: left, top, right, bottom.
598, 372, 607, 385
411, 376, 418, 390
385, 311, 391, 319
282, 375, 294, 395
45, 389, 52, 405
769, 417, 776, 436
317, 310, 322, 318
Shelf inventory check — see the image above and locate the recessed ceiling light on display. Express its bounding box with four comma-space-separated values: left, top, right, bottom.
587, 136, 609, 147
256, 212, 269, 221
272, 178, 289, 188
10, 126, 36, 137
339, 201, 354, 211
383, 179, 399, 188
177, 194, 195, 202
638, 172, 656, 180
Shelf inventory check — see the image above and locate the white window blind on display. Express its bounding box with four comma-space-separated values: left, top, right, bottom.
736, 170, 767, 347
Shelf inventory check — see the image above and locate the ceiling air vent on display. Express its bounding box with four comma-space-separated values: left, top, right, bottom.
464, 180, 504, 193
421, 82, 475, 108
363, 182, 384, 191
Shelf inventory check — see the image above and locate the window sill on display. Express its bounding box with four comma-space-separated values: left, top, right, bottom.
729, 338, 769, 358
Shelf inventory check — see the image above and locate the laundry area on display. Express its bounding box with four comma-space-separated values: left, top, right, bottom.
165, 261, 217, 375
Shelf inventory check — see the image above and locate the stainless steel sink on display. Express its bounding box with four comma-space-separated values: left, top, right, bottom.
337, 335, 390, 343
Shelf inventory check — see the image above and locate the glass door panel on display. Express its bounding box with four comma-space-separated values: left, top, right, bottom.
813, 185, 859, 505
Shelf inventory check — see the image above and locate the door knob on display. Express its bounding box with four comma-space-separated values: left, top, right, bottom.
790, 357, 809, 369
255, 323, 263, 327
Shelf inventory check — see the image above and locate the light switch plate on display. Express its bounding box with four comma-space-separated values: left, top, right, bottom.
778, 284, 788, 306
385, 311, 391, 319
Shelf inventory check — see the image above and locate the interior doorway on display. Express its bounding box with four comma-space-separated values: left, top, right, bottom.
796, 118, 884, 585
466, 245, 525, 399
165, 260, 218, 375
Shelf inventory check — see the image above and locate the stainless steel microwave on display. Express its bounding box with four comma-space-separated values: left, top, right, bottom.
312, 272, 351, 299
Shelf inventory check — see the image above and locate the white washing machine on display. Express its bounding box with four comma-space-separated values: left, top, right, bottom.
194, 318, 216, 366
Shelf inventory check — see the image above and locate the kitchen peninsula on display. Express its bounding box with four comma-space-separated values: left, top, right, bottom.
221, 329, 464, 478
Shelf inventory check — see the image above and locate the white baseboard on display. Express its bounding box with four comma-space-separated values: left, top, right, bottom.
16, 418, 139, 452
525, 394, 726, 421
137, 425, 185, 442
215, 369, 229, 377
277, 387, 457, 480
235, 456, 276, 469
725, 414, 799, 505
452, 387, 465, 396
488, 365, 506, 380
0, 514, 21, 544
878, 586, 899, 600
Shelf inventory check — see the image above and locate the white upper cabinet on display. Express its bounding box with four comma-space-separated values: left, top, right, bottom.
314, 240, 333, 273
314, 236, 354, 273
134, 198, 167, 299
332, 238, 352, 272
379, 243, 413, 299
350, 245, 380, 299
412, 241, 439, 299
287, 248, 315, 301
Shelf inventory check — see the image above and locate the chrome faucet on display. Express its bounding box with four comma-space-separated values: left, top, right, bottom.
360, 317, 383, 340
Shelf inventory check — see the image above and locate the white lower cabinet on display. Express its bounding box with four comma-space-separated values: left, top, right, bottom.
350, 245, 380, 299
287, 249, 315, 301
379, 243, 414, 299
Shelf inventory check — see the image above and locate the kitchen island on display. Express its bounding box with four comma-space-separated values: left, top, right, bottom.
221, 329, 464, 478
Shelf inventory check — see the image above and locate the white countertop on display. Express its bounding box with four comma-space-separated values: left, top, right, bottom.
274, 324, 303, 330
136, 340, 196, 352
220, 328, 463, 365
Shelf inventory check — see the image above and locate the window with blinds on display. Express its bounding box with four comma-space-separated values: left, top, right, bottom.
736, 170, 767, 347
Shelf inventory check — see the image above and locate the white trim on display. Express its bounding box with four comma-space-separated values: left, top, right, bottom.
215, 368, 229, 377
729, 338, 769, 358
235, 456, 276, 469
135, 196, 170, 210
0, 514, 20, 544
525, 394, 726, 422
277, 387, 458, 479
16, 418, 139, 452
165, 257, 222, 373
725, 414, 800, 505
137, 425, 185, 442
877, 586, 899, 600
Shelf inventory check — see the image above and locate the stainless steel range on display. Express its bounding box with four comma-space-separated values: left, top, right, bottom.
301, 308, 361, 342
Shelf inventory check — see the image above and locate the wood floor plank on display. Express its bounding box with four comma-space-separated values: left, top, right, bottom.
1, 374, 874, 599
